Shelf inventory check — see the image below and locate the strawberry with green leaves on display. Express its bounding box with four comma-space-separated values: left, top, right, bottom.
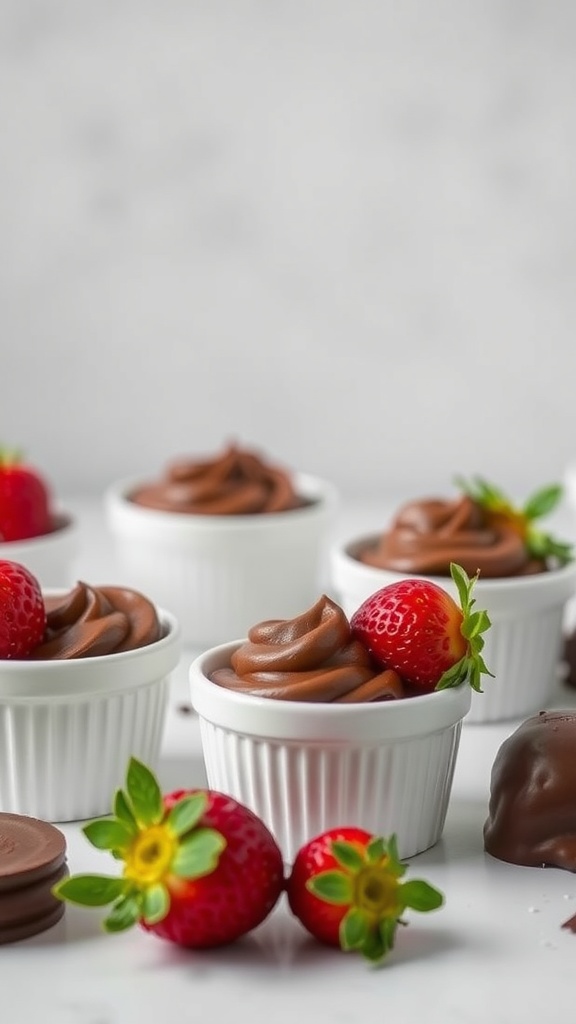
287, 828, 443, 963
54, 758, 285, 948
350, 562, 492, 694
0, 448, 52, 542
456, 476, 573, 568
0, 559, 46, 658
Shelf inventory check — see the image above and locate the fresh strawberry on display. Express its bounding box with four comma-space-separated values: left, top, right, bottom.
350, 562, 492, 694
0, 448, 52, 542
456, 475, 573, 567
0, 560, 46, 658
53, 757, 285, 948
287, 827, 443, 963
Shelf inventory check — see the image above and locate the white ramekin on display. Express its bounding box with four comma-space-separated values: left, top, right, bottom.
331, 536, 576, 725
0, 607, 181, 822
105, 473, 338, 649
0, 514, 79, 587
189, 641, 471, 865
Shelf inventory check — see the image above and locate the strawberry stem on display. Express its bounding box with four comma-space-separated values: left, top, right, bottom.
455, 476, 574, 568
435, 563, 493, 693
52, 757, 227, 931
307, 834, 443, 963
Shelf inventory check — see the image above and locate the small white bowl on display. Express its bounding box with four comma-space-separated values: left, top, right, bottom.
0, 606, 181, 822
0, 514, 79, 587
189, 640, 471, 864
331, 536, 576, 725
105, 473, 338, 649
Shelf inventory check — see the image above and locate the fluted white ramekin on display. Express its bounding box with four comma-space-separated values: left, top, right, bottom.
189, 640, 471, 865
0, 514, 79, 587
105, 473, 337, 649
331, 537, 576, 724
0, 607, 180, 822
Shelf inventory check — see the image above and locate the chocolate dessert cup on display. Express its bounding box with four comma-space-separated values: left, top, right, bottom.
331, 537, 576, 724
0, 589, 180, 821
105, 466, 337, 649
189, 637, 471, 865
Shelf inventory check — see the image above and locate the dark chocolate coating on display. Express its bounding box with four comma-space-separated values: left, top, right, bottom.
484, 710, 576, 871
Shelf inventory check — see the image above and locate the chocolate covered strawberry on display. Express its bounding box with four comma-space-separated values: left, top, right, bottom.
456, 475, 573, 567
0, 448, 52, 542
287, 828, 443, 963
350, 562, 492, 694
54, 758, 285, 948
0, 559, 46, 658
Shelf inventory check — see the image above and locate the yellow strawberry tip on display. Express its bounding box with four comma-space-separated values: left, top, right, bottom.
308, 833, 444, 963
51, 757, 227, 933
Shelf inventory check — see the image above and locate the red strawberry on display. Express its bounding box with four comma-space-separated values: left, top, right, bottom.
0, 448, 52, 542
287, 827, 443, 963
0, 560, 46, 658
350, 561, 492, 694
53, 758, 285, 948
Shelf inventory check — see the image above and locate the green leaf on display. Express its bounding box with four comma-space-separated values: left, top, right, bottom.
330, 839, 365, 873
381, 834, 407, 877
103, 895, 141, 932
523, 484, 563, 521
366, 835, 385, 863
454, 475, 509, 511
307, 869, 355, 905
460, 610, 485, 640
142, 883, 170, 924
399, 879, 444, 912
126, 757, 164, 827
171, 827, 226, 880
340, 907, 370, 951
52, 874, 128, 907
526, 527, 574, 567
166, 793, 207, 838
114, 789, 138, 834
449, 562, 472, 613
83, 818, 134, 852
379, 914, 399, 955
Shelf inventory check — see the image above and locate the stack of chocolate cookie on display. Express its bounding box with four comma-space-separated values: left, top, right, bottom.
0, 813, 67, 943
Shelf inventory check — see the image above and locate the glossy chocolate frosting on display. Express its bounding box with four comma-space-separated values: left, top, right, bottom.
484, 710, 576, 871
358, 495, 544, 578
130, 443, 303, 515
29, 582, 162, 659
212, 595, 405, 702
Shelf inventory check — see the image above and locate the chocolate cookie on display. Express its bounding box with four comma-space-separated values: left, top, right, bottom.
0, 813, 67, 943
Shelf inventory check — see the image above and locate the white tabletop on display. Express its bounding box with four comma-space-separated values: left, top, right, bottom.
4, 496, 576, 1024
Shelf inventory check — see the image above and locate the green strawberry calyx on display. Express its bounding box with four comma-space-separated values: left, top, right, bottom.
52, 757, 226, 932
435, 562, 493, 693
308, 833, 443, 964
456, 475, 574, 568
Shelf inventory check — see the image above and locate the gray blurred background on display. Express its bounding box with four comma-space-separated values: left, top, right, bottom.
2, 0, 576, 501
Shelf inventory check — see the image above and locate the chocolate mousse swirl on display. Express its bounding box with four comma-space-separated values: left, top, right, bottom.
212, 595, 404, 702
30, 583, 162, 659
358, 496, 544, 578
130, 444, 303, 515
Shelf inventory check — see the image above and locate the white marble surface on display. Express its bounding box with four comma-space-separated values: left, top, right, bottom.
2, 1, 576, 498
3, 495, 576, 1023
